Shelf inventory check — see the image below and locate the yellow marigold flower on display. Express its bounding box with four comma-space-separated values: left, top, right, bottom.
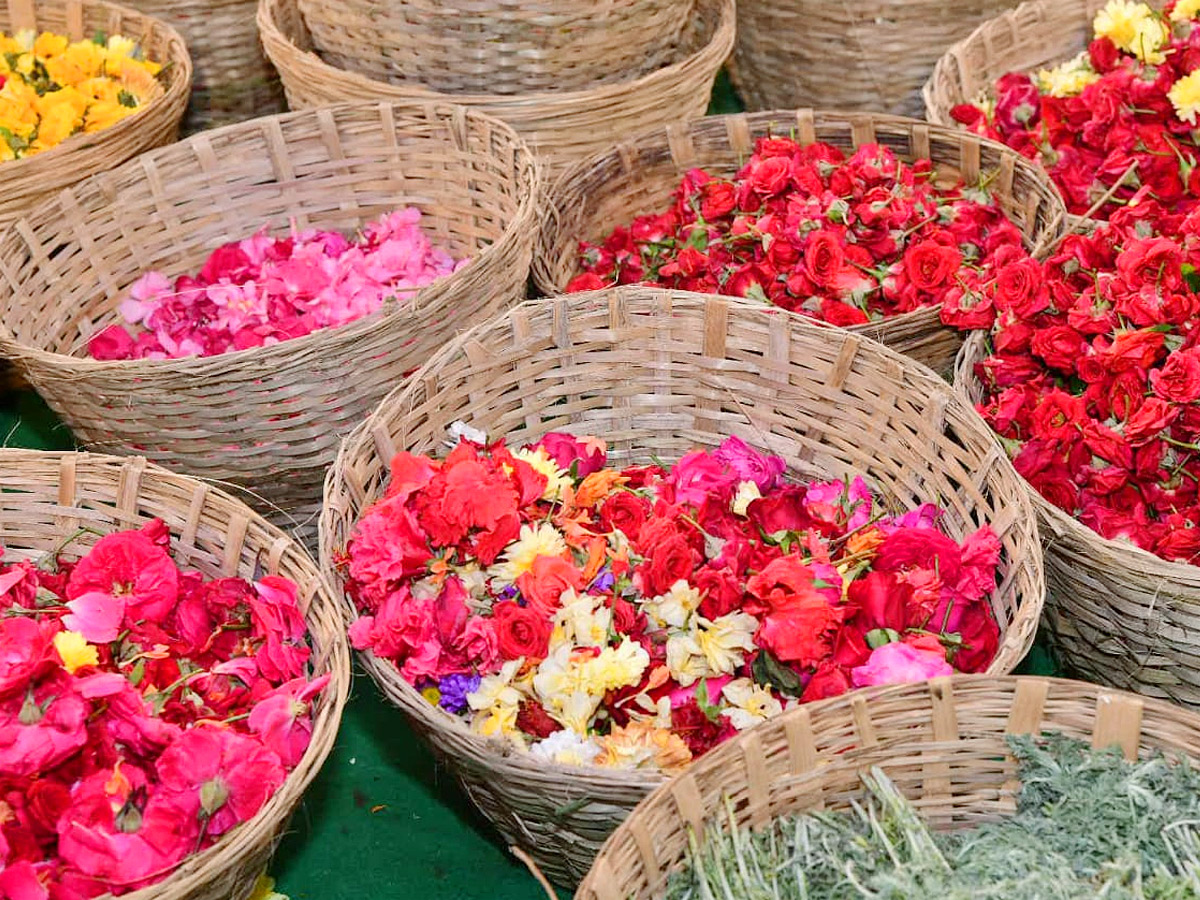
115, 58, 163, 99
491, 522, 568, 583
36, 85, 88, 118
53, 630, 98, 674
1172, 0, 1200, 21
32, 104, 81, 152
594, 721, 692, 774
1171, 70, 1200, 123
33, 31, 68, 58
83, 100, 135, 134
1036, 53, 1102, 97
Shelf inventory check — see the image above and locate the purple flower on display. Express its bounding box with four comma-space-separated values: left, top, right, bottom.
438, 673, 480, 715
589, 570, 616, 593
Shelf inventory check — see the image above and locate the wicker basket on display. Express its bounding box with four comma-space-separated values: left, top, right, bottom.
292, 0, 692, 96
320, 286, 1046, 888
576, 675, 1200, 900
957, 333, 1200, 708
729, 0, 1024, 118
0, 0, 190, 230
257, 0, 734, 176
121, 0, 285, 132
0, 101, 539, 552
0, 449, 350, 900
533, 109, 1067, 377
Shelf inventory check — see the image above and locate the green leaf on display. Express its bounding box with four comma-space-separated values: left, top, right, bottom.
751, 650, 803, 698
695, 678, 722, 723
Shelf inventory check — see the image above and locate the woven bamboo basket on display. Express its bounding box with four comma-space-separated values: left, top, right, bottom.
121, 0, 284, 131
0, 449, 350, 900
0, 0, 190, 229
729, 0, 1024, 118
533, 109, 1067, 377
320, 286, 1046, 887
957, 333, 1200, 707
256, 0, 734, 176
576, 675, 1200, 900
292, 0, 692, 96
0, 101, 539, 552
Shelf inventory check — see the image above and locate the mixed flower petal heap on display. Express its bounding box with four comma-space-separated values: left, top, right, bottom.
0, 521, 328, 898
565, 136, 1027, 327
341, 433, 1002, 773
952, 0, 1200, 219
946, 198, 1200, 564
0, 30, 163, 161
89, 208, 467, 360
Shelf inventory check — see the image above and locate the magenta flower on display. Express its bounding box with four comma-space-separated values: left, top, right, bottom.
851, 641, 953, 688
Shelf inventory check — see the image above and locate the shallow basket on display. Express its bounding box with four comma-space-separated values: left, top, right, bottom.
576, 675, 1200, 899
0, 450, 350, 900
121, 0, 285, 131
319, 286, 1046, 887
292, 0, 692, 96
0, 0, 191, 229
957, 333, 1200, 707
257, 0, 733, 176
534, 109, 1067, 376
729, 0, 1023, 118
0, 101, 539, 551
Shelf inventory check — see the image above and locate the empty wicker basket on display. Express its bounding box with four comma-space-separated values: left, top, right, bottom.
320, 286, 1046, 887
576, 675, 1200, 899
0, 449, 350, 900
121, 0, 285, 131
292, 0, 692, 96
257, 0, 734, 175
534, 109, 1067, 376
0, 0, 191, 229
730, 0, 1023, 118
956, 333, 1200, 708
0, 101, 539, 551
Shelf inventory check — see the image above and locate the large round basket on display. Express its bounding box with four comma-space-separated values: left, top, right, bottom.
0, 449, 350, 900
320, 286, 1046, 888
0, 101, 539, 551
120, 0, 285, 131
533, 110, 1067, 377
576, 675, 1200, 900
291, 0, 692, 96
256, 0, 733, 176
0, 0, 191, 229
729, 0, 1023, 118
957, 333, 1200, 707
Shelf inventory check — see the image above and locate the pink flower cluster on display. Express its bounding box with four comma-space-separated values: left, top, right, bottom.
0, 521, 328, 899
89, 208, 467, 360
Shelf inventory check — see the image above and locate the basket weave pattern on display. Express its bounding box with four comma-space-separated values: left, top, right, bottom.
0, 0, 191, 229
0, 450, 350, 900
956, 334, 1200, 707
256, 0, 734, 175
577, 676, 1200, 900
0, 102, 539, 550
320, 287, 1046, 888
121, 0, 285, 131
292, 0, 691, 96
534, 110, 1066, 376
730, 0, 1024, 118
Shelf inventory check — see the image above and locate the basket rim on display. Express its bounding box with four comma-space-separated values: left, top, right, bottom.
0, 448, 352, 900
256, 0, 735, 108
956, 330, 1200, 587
320, 287, 1047, 786
0, 99, 540, 373
0, 0, 192, 185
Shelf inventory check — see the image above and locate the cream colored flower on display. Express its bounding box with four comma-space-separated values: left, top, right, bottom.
730, 479, 762, 516
665, 632, 711, 687
1173, 0, 1200, 21
1093, 0, 1168, 62
467, 658, 526, 742
643, 579, 702, 630
693, 612, 758, 677
1171, 69, 1200, 123
529, 729, 602, 767
491, 522, 568, 583
594, 721, 692, 774
553, 589, 612, 648
720, 678, 784, 731
580, 638, 650, 694
1036, 52, 1101, 98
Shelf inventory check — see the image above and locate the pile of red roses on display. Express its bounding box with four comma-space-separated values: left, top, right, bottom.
946, 195, 1200, 563
340, 432, 1001, 773
565, 135, 1028, 327
0, 521, 328, 899
951, 0, 1200, 220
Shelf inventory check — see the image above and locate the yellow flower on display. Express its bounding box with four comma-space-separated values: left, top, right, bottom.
532, 645, 603, 733
31, 100, 81, 151
594, 721, 692, 774
511, 446, 571, 501
1094, 0, 1168, 62
33, 31, 68, 58
248, 875, 289, 900
693, 612, 758, 676
580, 638, 649, 694
420, 685, 442, 707
720, 678, 783, 731
665, 632, 710, 687
53, 631, 98, 674
643, 579, 701, 630
467, 659, 526, 744
1174, 0, 1200, 21
83, 100, 136, 134
1036, 53, 1101, 98
490, 522, 567, 583
552, 588, 612, 648
1171, 70, 1200, 123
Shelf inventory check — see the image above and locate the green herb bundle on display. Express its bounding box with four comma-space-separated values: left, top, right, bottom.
666, 734, 1200, 900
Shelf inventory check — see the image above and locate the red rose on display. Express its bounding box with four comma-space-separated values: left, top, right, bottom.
953, 608, 1000, 673
598, 492, 650, 543
1124, 396, 1180, 446
699, 181, 737, 220
1088, 36, 1120, 72
694, 567, 743, 619
800, 661, 851, 702
992, 256, 1047, 317
950, 103, 988, 131
748, 156, 792, 196
492, 602, 552, 661
803, 229, 846, 289
516, 556, 583, 619
746, 487, 811, 534
609, 597, 646, 636
1151, 350, 1200, 403
940, 285, 996, 331
565, 272, 608, 293
1106, 328, 1166, 373
671, 699, 735, 757
745, 556, 824, 616
1030, 325, 1087, 373
25, 778, 71, 836
756, 596, 844, 667
642, 534, 699, 596
846, 570, 909, 633
902, 239, 962, 292
873, 527, 963, 585
87, 324, 136, 361
994, 73, 1042, 134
